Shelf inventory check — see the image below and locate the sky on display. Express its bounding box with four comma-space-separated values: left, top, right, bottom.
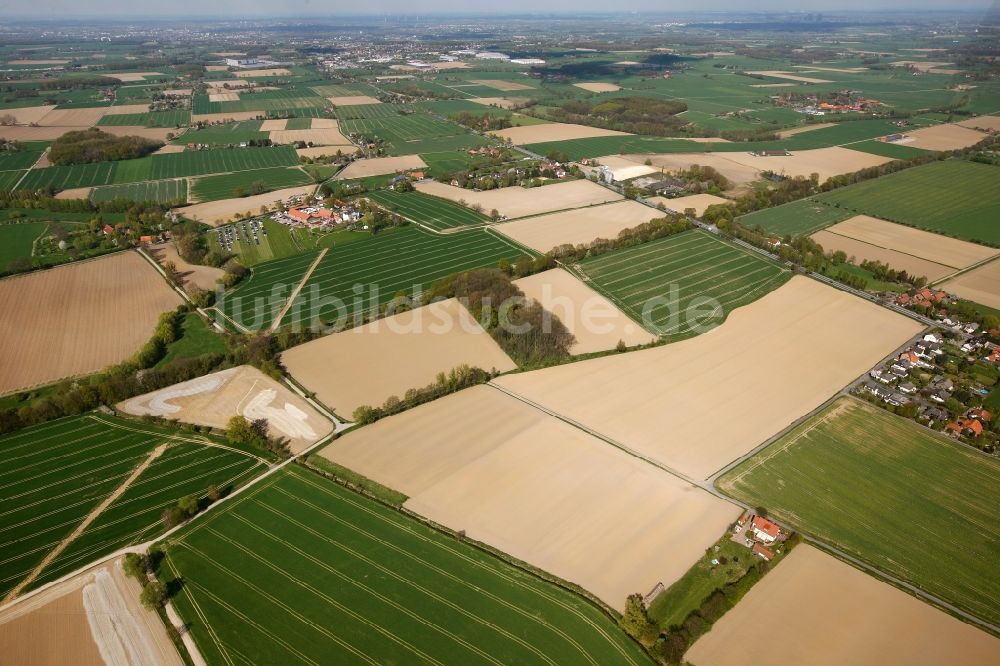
0, 0, 995, 19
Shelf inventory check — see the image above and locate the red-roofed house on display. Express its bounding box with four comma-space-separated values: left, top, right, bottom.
751, 516, 781, 544
963, 419, 984, 437
752, 543, 775, 561
288, 208, 311, 223
969, 408, 992, 422
103, 224, 114, 236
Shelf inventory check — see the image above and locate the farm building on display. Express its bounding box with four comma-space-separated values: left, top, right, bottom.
751, 516, 782, 544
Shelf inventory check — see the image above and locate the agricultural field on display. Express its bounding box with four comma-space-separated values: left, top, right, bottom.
338, 113, 480, 154
0, 222, 48, 269
0, 251, 182, 395
687, 545, 1000, 666
275, 226, 531, 329
0, 413, 267, 599
496, 200, 664, 253
738, 197, 855, 237
89, 178, 188, 204
158, 312, 228, 365
940, 257, 1000, 310
334, 155, 427, 180
0, 170, 25, 190
365, 189, 490, 231
96, 109, 190, 127
324, 385, 738, 609
150, 145, 300, 179
179, 185, 317, 227
718, 397, 1000, 626
190, 166, 312, 202
172, 120, 268, 145
162, 465, 650, 665
493, 277, 922, 480
214, 249, 320, 330
415, 179, 622, 219
814, 160, 1000, 245
574, 229, 790, 339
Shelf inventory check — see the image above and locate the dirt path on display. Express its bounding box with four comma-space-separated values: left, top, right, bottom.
269, 247, 327, 331
4, 443, 168, 602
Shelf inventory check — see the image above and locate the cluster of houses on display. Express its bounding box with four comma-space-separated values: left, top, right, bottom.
773, 91, 885, 116
895, 287, 947, 308
944, 408, 992, 439
279, 200, 362, 228
732, 511, 786, 562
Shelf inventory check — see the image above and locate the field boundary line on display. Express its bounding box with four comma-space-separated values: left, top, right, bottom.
929, 253, 1000, 288
4, 443, 168, 602
269, 247, 327, 331
86, 414, 270, 464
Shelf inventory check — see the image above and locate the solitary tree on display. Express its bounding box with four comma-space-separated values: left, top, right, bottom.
139, 581, 167, 610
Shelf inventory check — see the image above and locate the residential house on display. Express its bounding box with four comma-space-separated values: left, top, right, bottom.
899, 382, 918, 394
968, 408, 992, 423
752, 543, 775, 561
751, 516, 781, 544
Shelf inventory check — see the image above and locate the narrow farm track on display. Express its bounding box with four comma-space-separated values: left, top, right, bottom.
270, 248, 328, 331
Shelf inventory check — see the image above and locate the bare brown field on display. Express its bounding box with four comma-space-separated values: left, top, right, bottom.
573, 82, 622, 92
191, 110, 264, 123
322, 384, 739, 609
36, 107, 107, 127
205, 64, 230, 71
208, 91, 240, 103
471, 79, 535, 91
749, 83, 797, 88
234, 68, 291, 78
7, 59, 69, 65
429, 61, 469, 70
747, 70, 832, 83
326, 95, 382, 106
100, 126, 175, 142
104, 103, 153, 116
904, 123, 988, 150
956, 115, 1000, 132
335, 155, 427, 179
495, 200, 661, 252
0, 559, 182, 666
210, 52, 245, 57
777, 122, 836, 138
0, 252, 182, 396
175, 184, 315, 225
718, 147, 894, 182
0, 104, 56, 124
54, 186, 92, 200
621, 153, 762, 186
105, 72, 163, 82
149, 242, 225, 292
415, 178, 622, 219
889, 60, 953, 72
283, 298, 517, 416
648, 193, 731, 216
940, 258, 1000, 310
493, 277, 922, 480
0, 125, 88, 141
593, 155, 659, 181
816, 215, 997, 270
793, 65, 869, 73
812, 230, 955, 281
514, 269, 657, 354
469, 97, 525, 109
296, 145, 354, 159
205, 80, 256, 89
269, 127, 350, 146
687, 545, 1000, 666
259, 118, 287, 131
160, 89, 193, 96
309, 118, 339, 129
153, 144, 186, 155
118, 365, 331, 453
493, 123, 629, 144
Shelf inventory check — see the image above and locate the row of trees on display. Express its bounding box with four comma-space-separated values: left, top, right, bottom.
548, 214, 692, 263
351, 364, 493, 426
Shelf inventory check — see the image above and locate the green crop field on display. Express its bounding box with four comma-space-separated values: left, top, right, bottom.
158, 313, 228, 365
737, 198, 855, 237
0, 414, 266, 598
334, 103, 405, 120
193, 90, 327, 115
162, 465, 649, 666
173, 121, 268, 146
279, 226, 532, 328
0, 221, 48, 267
0, 145, 45, 171
0, 170, 25, 190
339, 113, 486, 154
310, 83, 377, 98
215, 249, 321, 330
366, 189, 489, 231
718, 397, 1000, 626
814, 160, 1000, 246
150, 145, 300, 179
575, 229, 790, 339
90, 178, 188, 204
17, 160, 141, 191
191, 167, 312, 202
97, 109, 191, 127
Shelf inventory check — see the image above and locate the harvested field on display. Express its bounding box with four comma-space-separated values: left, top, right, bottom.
622, 153, 762, 186
514, 269, 658, 354
234, 68, 291, 77
208, 91, 240, 102
105, 72, 162, 82
902, 123, 987, 150
191, 110, 264, 123
0, 124, 89, 141
747, 70, 832, 83
415, 178, 622, 219
813, 214, 997, 276
493, 122, 629, 144
940, 257, 1000, 310
323, 385, 739, 608
205, 64, 230, 71
326, 94, 382, 106
812, 229, 955, 281
593, 155, 658, 181
777, 122, 835, 138
310, 118, 339, 128
0, 104, 56, 124
175, 184, 315, 225
259, 118, 287, 131
36, 107, 107, 127
336, 154, 426, 179
687, 545, 1000, 666
269, 127, 350, 146
0, 560, 182, 666
493, 277, 922, 479
715, 146, 894, 182
471, 79, 535, 91
103, 103, 153, 115
0, 252, 182, 395
648, 193, 731, 216
957, 115, 1000, 132
573, 82, 621, 92
99, 125, 174, 141
282, 298, 516, 416
295, 145, 354, 159
149, 242, 225, 291
469, 97, 523, 109
54, 186, 92, 200
118, 365, 331, 453
153, 144, 185, 155
496, 199, 662, 253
